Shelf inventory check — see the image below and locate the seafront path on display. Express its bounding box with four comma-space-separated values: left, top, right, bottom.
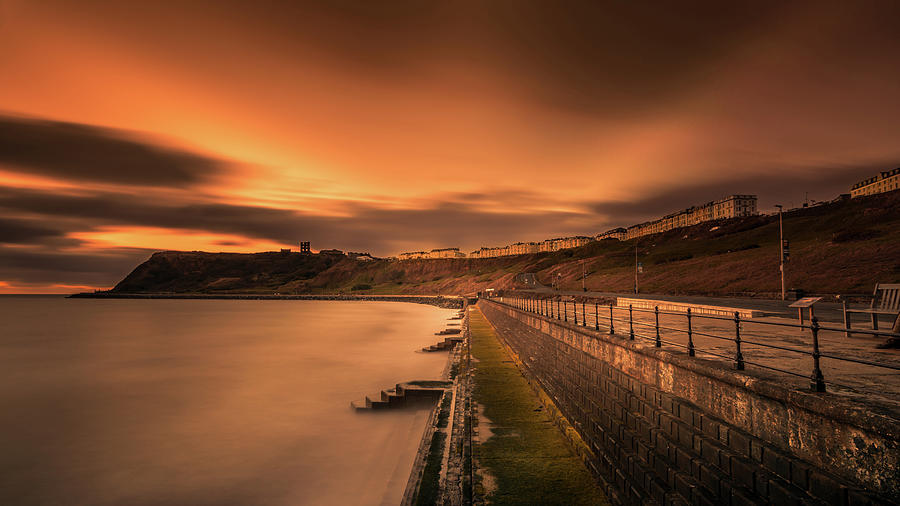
503, 289, 900, 418
467, 307, 608, 505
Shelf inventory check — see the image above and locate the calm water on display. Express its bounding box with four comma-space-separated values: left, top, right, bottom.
0, 297, 452, 505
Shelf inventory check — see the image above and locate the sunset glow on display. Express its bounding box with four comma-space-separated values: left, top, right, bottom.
2, 0, 900, 292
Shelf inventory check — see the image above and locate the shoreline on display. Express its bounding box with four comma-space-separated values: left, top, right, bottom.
68, 292, 467, 308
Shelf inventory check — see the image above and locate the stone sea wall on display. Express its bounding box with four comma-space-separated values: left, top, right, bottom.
478, 299, 898, 505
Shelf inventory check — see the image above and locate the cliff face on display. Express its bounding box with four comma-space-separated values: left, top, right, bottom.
113, 251, 348, 293
112, 190, 900, 296
111, 250, 524, 295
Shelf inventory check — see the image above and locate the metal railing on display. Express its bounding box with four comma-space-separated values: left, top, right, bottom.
493, 294, 900, 394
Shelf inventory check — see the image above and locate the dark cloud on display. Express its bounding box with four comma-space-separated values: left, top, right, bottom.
64, 1, 788, 115
0, 247, 156, 286
0, 217, 64, 244
0, 115, 222, 185
0, 186, 584, 253
95, 0, 898, 115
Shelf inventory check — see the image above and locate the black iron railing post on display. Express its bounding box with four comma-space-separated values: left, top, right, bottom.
654, 306, 661, 347
629, 304, 635, 340
556, 299, 560, 320
734, 312, 745, 370
574, 301, 578, 325
595, 302, 600, 331
582, 301, 586, 327
609, 304, 615, 335
810, 317, 826, 392
686, 308, 695, 356
564, 301, 568, 322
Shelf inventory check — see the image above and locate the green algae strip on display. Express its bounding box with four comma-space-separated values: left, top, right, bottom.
469, 309, 608, 506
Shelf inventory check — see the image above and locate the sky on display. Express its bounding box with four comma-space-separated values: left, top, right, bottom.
1, 0, 900, 293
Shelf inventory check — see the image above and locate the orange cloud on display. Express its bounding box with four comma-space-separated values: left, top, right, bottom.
0, 281, 106, 295
70, 226, 290, 254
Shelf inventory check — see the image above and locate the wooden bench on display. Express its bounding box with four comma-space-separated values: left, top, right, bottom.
842, 283, 900, 337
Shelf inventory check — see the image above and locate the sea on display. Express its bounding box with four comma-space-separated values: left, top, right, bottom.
0, 296, 452, 505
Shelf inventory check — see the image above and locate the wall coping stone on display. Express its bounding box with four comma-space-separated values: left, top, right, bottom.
616, 297, 763, 318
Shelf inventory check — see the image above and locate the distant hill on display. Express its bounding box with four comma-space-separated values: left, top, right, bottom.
112, 190, 900, 298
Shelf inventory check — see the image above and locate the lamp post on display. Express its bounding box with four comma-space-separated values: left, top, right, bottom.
776, 204, 785, 301
581, 260, 586, 292
634, 242, 639, 294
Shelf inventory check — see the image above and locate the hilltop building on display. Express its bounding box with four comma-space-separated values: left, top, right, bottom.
429, 247, 466, 259
397, 195, 757, 260
850, 168, 900, 198
398, 247, 466, 260
508, 242, 540, 255
624, 195, 757, 240
347, 251, 376, 261
597, 228, 627, 241
469, 236, 592, 259
299, 241, 311, 254
469, 246, 508, 259
539, 236, 592, 252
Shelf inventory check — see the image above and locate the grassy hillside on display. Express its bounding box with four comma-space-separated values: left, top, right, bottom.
112, 190, 900, 298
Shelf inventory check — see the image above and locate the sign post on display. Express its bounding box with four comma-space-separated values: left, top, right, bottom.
789, 297, 822, 325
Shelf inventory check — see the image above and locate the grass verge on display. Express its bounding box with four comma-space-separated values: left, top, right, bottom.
469, 308, 608, 505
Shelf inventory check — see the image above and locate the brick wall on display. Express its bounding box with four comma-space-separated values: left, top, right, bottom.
479, 300, 898, 505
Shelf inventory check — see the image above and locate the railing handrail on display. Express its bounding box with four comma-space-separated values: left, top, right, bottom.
499, 292, 900, 338
489, 294, 900, 395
